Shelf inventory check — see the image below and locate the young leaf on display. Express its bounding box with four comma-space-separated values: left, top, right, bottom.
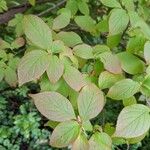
30, 91, 76, 122
99, 52, 122, 74
18, 50, 50, 86
107, 79, 140, 100
56, 31, 83, 47
98, 71, 124, 89
73, 44, 94, 59
52, 8, 71, 30
28, 0, 36, 6
50, 121, 80, 148
77, 0, 89, 15
63, 65, 85, 91
23, 15, 52, 50
144, 41, 150, 64
109, 9, 129, 35
11, 37, 25, 49
72, 133, 89, 150
118, 52, 145, 74
89, 132, 112, 150
123, 96, 137, 107
114, 104, 150, 138
78, 84, 104, 121
96, 19, 109, 33
46, 56, 64, 83
100, 0, 121, 8
75, 16, 96, 33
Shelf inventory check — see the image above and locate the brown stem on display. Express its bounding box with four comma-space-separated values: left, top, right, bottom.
37, 0, 67, 16
0, 0, 63, 25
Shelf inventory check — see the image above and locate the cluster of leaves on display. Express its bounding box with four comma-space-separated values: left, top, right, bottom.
1, 0, 150, 149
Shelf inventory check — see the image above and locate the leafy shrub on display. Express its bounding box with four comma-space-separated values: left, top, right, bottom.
1, 0, 150, 150
0, 83, 52, 150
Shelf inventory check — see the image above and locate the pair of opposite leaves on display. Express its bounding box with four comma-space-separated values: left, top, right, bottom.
30, 83, 150, 149
30, 83, 107, 149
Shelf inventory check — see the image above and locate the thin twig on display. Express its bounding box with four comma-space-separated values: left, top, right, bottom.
37, 0, 67, 16
0, 0, 54, 24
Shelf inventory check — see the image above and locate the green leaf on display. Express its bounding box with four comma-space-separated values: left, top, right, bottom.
45, 120, 59, 129
50, 121, 80, 148
100, 0, 121, 8
0, 68, 4, 82
114, 104, 150, 138
28, 0, 36, 6
51, 40, 66, 53
127, 35, 146, 56
8, 14, 24, 37
93, 45, 110, 58
11, 37, 25, 49
89, 132, 112, 150
109, 9, 129, 35
66, 0, 78, 16
18, 50, 50, 86
141, 75, 150, 97
99, 52, 122, 74
93, 60, 104, 76
121, 0, 134, 11
72, 133, 89, 150
78, 84, 104, 121
98, 71, 124, 89
4, 66, 17, 87
107, 79, 140, 100
0, 0, 8, 13
144, 41, 150, 64
23, 15, 52, 50
123, 96, 137, 107
73, 44, 93, 59
0, 39, 10, 49
78, 0, 89, 15
117, 52, 145, 75
30, 91, 76, 122
56, 31, 83, 47
52, 8, 71, 30
46, 56, 64, 83
75, 16, 96, 33
63, 65, 85, 91
107, 34, 121, 48
129, 11, 150, 40
127, 133, 147, 144
146, 65, 150, 75
96, 19, 109, 33
82, 121, 93, 131
40, 74, 62, 92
